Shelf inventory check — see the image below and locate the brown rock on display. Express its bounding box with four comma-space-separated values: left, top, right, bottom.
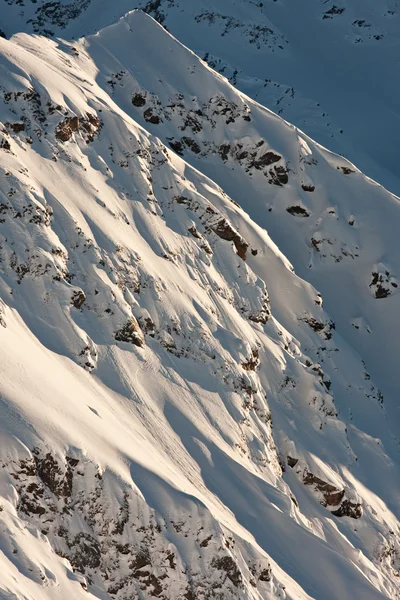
71, 290, 86, 309
115, 317, 145, 347
332, 499, 362, 519
213, 218, 248, 260
303, 472, 345, 507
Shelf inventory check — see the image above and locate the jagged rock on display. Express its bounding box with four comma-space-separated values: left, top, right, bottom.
331, 499, 363, 519
71, 533, 101, 570
259, 567, 271, 582
6, 122, 25, 133
302, 317, 335, 339
303, 472, 345, 507
218, 143, 231, 161
71, 289, 86, 309
80, 113, 102, 142
269, 165, 289, 185
188, 225, 202, 239
323, 6, 346, 19
182, 136, 201, 154
132, 93, 147, 107
56, 116, 80, 141
211, 556, 243, 588
9, 450, 273, 598
212, 218, 248, 260
35, 452, 74, 499
168, 138, 184, 154
287, 456, 298, 468
0, 138, 11, 150
338, 166, 355, 174
252, 151, 281, 169
242, 349, 260, 371
287, 206, 310, 217
114, 317, 145, 347
143, 108, 161, 124
55, 113, 101, 142
369, 270, 397, 299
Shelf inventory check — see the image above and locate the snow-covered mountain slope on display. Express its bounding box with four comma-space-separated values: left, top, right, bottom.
0, 9, 399, 600
2, 0, 400, 199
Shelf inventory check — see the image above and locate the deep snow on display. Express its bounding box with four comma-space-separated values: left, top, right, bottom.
0, 8, 399, 600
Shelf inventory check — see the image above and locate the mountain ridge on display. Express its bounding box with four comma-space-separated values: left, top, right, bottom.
0, 8, 399, 600
2, 0, 400, 197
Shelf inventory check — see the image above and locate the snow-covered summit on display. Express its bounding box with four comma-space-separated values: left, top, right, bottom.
0, 8, 399, 600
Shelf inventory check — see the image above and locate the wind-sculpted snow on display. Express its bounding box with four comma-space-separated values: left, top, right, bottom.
2, 0, 400, 198
0, 10, 399, 600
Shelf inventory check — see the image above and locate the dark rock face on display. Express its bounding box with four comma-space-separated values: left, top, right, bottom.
114, 317, 145, 347
252, 151, 281, 169
15, 452, 75, 518
337, 166, 354, 174
323, 6, 346, 20
80, 113, 102, 141
181, 136, 201, 154
287, 456, 298, 468
72, 533, 101, 570
6, 122, 25, 133
188, 225, 201, 239
374, 284, 390, 299
132, 93, 147, 107
143, 108, 162, 124
55, 116, 80, 141
286, 206, 310, 217
302, 316, 335, 340
173, 195, 251, 263
211, 556, 243, 588
332, 499, 363, 519
34, 452, 74, 499
269, 165, 288, 186
71, 289, 86, 309
247, 293, 271, 324
7, 449, 274, 598
143, 0, 168, 24
168, 138, 184, 154
259, 567, 271, 582
125, 87, 290, 190
303, 472, 345, 507
241, 349, 260, 371
55, 113, 101, 142
217, 141, 287, 186
0, 138, 11, 150
213, 218, 249, 260
302, 471, 362, 519
28, 0, 91, 35
369, 270, 397, 299
218, 143, 231, 162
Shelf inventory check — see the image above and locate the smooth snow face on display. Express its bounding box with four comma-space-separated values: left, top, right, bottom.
0, 9, 399, 600
2, 0, 400, 199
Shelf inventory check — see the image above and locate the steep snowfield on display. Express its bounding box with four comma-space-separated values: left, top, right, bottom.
0, 9, 399, 600
2, 0, 400, 198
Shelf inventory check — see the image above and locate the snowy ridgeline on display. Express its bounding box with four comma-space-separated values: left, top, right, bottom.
0, 9, 399, 600
2, 0, 400, 197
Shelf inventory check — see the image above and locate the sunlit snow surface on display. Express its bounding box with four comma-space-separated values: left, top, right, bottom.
2, 0, 400, 196
0, 7, 399, 600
